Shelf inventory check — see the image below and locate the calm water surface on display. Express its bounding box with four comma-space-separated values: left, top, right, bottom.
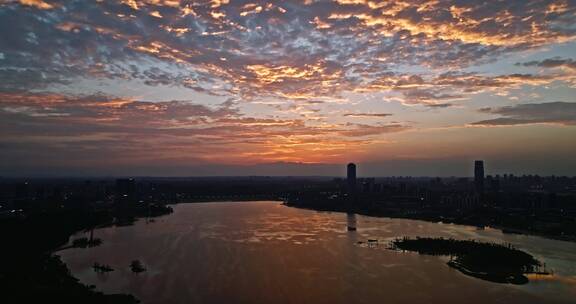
59, 201, 576, 304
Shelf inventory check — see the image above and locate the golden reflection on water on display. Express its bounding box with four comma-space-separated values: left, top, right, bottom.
527, 273, 576, 284
59, 201, 576, 304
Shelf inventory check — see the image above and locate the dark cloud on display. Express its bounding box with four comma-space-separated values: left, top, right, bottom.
338, 123, 410, 137
425, 103, 453, 109
401, 88, 462, 106
343, 113, 393, 118
362, 71, 561, 107
518, 58, 576, 70
472, 102, 576, 126
434, 72, 555, 92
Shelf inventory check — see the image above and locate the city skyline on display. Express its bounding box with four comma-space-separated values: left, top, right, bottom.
3, 159, 569, 179
1, 0, 576, 176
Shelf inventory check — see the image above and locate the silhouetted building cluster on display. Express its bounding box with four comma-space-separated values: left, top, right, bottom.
1, 161, 576, 238
284, 161, 576, 238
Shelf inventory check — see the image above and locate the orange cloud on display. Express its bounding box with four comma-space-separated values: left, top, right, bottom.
0, 92, 410, 165
17, 0, 53, 9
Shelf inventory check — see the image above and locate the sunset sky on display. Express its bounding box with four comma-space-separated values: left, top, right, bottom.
1, 0, 575, 177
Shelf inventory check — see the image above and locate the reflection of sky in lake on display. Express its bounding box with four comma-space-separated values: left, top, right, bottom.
59, 202, 576, 304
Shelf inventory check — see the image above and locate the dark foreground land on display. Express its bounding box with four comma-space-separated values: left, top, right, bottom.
0, 205, 172, 303
390, 237, 546, 284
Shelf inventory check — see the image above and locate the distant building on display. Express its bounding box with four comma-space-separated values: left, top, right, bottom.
361, 177, 375, 193
115, 178, 137, 205
474, 160, 484, 193
347, 163, 357, 191
441, 192, 481, 212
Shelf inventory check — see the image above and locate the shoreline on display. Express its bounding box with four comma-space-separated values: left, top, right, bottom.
152, 199, 576, 243
22, 199, 570, 303
283, 202, 576, 243
1, 205, 173, 304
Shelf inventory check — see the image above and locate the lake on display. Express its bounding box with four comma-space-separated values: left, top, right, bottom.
59, 201, 576, 304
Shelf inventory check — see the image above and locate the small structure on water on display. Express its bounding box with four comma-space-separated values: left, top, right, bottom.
93, 262, 114, 273
347, 213, 357, 231
130, 260, 146, 273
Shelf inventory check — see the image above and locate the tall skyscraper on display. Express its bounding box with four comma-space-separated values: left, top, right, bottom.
347, 163, 357, 191
474, 160, 484, 193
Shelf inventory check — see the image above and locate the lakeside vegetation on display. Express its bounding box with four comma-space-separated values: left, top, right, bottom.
72, 236, 103, 248
93, 262, 114, 273
390, 237, 547, 284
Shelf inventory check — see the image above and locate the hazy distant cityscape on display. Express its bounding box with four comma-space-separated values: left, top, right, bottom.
3, 160, 576, 240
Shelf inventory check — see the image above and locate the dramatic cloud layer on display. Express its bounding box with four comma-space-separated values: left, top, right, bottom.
473, 102, 576, 126
0, 91, 410, 167
1, 0, 575, 98
1, 0, 576, 175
